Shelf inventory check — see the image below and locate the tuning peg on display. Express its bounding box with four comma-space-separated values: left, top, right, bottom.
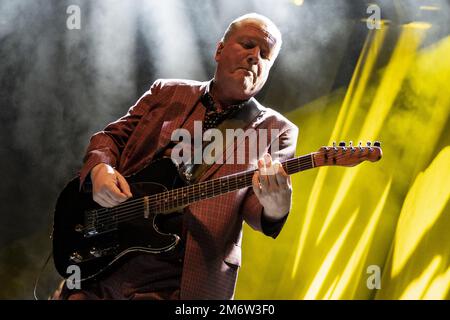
358, 141, 363, 151
332, 141, 338, 152
338, 141, 347, 152
349, 141, 355, 152
374, 141, 381, 147
366, 141, 374, 152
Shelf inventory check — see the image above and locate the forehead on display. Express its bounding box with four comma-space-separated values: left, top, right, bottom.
232, 22, 278, 48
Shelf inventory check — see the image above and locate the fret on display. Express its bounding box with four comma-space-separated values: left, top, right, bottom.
202, 182, 207, 200
174, 189, 177, 209
201, 183, 204, 200
215, 180, 219, 197
170, 189, 174, 210
182, 187, 187, 207
214, 180, 219, 197
203, 182, 208, 199
210, 180, 215, 198
207, 182, 211, 198
195, 183, 199, 202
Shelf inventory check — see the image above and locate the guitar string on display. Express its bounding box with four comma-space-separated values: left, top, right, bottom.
86, 156, 313, 222
89, 154, 311, 216
84, 172, 276, 232
82, 160, 312, 231
83, 150, 366, 230
83, 147, 377, 231
81, 157, 330, 231
87, 148, 366, 219
87, 147, 374, 218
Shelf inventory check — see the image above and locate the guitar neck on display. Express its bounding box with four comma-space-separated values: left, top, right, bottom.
153, 153, 315, 213
105, 143, 380, 221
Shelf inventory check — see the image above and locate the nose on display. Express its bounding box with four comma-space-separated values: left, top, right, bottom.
246, 47, 261, 65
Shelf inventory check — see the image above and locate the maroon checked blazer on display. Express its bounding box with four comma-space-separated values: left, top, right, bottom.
78, 79, 299, 299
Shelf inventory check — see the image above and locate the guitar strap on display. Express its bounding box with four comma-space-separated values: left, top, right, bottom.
181, 97, 264, 184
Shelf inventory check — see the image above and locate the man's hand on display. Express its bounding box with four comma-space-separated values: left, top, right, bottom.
90, 163, 132, 208
252, 153, 292, 221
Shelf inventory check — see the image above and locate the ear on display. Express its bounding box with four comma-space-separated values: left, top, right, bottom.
214, 41, 224, 62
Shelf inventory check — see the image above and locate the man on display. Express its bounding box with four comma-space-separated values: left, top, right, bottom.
60, 13, 298, 300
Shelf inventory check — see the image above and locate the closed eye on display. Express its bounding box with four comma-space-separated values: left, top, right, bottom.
241, 41, 254, 49
241, 42, 270, 60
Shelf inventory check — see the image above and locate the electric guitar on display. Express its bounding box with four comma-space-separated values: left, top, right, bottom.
52, 141, 382, 281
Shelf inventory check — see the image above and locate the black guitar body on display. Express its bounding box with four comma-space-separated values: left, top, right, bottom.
52, 158, 185, 281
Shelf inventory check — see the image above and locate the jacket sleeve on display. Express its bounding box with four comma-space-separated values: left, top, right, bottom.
240, 125, 299, 238
78, 80, 163, 188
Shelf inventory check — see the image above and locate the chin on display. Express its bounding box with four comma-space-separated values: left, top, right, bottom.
235, 86, 255, 100
226, 77, 259, 101
240, 81, 259, 97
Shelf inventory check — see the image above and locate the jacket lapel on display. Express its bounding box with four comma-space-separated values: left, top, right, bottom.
156, 81, 210, 154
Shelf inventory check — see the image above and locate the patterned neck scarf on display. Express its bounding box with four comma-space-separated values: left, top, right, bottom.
200, 92, 247, 132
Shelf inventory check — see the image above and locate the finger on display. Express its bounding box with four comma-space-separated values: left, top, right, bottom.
107, 182, 129, 202
278, 163, 289, 177
274, 161, 288, 188
266, 160, 280, 189
94, 193, 115, 208
258, 159, 269, 189
116, 173, 132, 198
252, 171, 262, 197
103, 189, 123, 206
105, 188, 127, 205
275, 161, 292, 188
263, 153, 272, 168
263, 155, 280, 189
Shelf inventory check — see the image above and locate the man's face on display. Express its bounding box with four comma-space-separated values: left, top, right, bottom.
214, 22, 279, 102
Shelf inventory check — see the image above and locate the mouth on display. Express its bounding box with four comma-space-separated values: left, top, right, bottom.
237, 68, 256, 83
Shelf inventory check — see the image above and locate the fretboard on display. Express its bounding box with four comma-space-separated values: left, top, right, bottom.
152, 153, 315, 213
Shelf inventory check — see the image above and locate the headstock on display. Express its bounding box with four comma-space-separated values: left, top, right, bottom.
313, 141, 382, 167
